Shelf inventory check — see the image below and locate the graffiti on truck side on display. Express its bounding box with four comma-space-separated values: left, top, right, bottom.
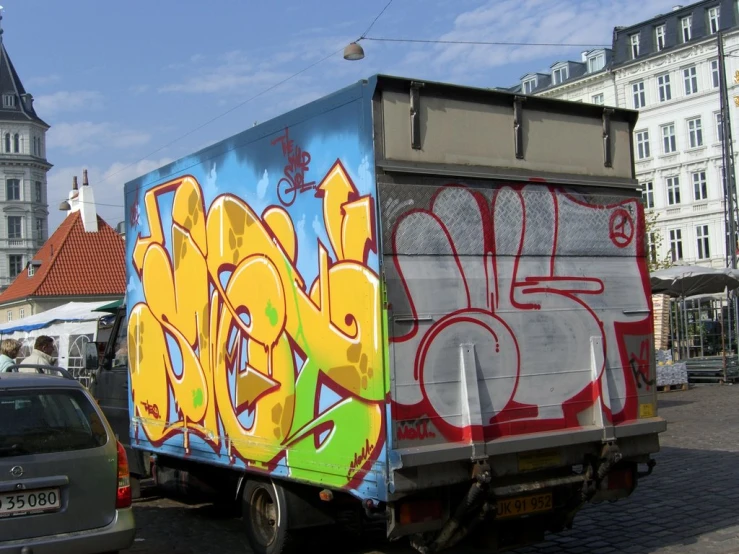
389, 184, 653, 443
127, 160, 385, 489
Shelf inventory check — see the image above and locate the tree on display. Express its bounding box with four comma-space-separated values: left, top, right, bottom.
644, 209, 673, 272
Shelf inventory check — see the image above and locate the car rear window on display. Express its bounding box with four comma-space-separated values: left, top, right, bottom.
0, 388, 108, 458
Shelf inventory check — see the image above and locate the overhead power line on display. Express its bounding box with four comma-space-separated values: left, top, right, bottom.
361, 36, 610, 48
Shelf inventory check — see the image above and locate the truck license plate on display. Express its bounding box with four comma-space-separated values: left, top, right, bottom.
496, 492, 552, 519
0, 488, 60, 518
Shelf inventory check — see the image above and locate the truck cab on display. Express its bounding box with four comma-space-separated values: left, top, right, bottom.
87, 304, 150, 495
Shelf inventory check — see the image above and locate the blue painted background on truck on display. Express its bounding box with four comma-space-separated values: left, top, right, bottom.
123, 78, 390, 501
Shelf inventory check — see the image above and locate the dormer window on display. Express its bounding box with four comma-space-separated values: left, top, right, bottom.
552, 66, 568, 85
587, 52, 605, 73
27, 260, 41, 277
523, 77, 537, 94
630, 34, 640, 59
2, 94, 15, 108
708, 6, 720, 34
655, 25, 666, 51
681, 16, 692, 42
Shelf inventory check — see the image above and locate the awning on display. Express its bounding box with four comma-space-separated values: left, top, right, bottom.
93, 298, 124, 313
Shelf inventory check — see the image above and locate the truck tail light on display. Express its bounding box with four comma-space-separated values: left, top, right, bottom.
399, 498, 443, 525
605, 468, 634, 492
116, 440, 132, 509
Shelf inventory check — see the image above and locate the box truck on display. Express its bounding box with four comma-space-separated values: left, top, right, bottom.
90, 75, 665, 553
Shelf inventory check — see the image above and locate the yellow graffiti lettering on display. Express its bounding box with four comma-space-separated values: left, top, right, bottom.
129, 160, 384, 488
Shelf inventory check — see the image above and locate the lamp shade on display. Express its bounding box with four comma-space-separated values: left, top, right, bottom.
343, 42, 365, 61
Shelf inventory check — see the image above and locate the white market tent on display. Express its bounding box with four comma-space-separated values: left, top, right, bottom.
0, 300, 116, 384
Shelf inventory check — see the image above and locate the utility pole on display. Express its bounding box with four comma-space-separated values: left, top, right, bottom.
718, 30, 739, 368
718, 31, 738, 270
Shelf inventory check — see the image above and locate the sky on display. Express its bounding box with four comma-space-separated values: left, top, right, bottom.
3, 0, 685, 232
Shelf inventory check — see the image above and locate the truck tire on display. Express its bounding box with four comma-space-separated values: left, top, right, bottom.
242, 478, 292, 554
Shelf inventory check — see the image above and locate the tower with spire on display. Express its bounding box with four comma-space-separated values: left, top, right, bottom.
0, 7, 52, 291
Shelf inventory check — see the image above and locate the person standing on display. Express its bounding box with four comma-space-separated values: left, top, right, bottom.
21, 335, 56, 372
0, 338, 21, 372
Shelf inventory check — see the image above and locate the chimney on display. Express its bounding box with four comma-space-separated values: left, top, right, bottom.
72, 176, 78, 191
21, 93, 33, 112
78, 168, 98, 233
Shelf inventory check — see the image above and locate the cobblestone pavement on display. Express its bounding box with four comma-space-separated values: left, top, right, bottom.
124, 384, 739, 554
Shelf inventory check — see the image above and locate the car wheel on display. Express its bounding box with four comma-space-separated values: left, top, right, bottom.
242, 479, 292, 554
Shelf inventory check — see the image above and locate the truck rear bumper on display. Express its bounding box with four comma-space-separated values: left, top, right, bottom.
392, 418, 666, 468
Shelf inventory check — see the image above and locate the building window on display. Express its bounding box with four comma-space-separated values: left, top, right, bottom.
643, 181, 654, 208
6, 178, 19, 201
716, 112, 724, 142
630, 34, 640, 58
696, 224, 710, 259
523, 78, 537, 94
636, 130, 651, 160
4, 133, 9, 153
662, 123, 677, 153
34, 181, 41, 203
591, 93, 604, 105
18, 307, 24, 319
2, 94, 15, 108
667, 176, 681, 205
588, 53, 605, 73
708, 6, 720, 34
27, 263, 34, 277
688, 117, 704, 148
693, 171, 708, 200
670, 229, 684, 261
648, 232, 659, 265
711, 60, 720, 88
13, 133, 18, 153
684, 66, 698, 95
658, 74, 672, 102
655, 25, 666, 51
8, 254, 22, 278
35, 218, 44, 241
632, 81, 646, 108
7, 216, 22, 241
6, 311, 11, 322
682, 15, 692, 42
552, 66, 568, 85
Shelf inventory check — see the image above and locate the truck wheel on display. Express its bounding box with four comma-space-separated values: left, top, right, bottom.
242, 479, 292, 554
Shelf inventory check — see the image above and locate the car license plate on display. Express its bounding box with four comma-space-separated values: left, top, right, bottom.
496, 492, 552, 519
0, 488, 60, 518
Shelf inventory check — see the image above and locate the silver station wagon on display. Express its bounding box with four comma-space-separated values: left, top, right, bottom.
0, 366, 135, 553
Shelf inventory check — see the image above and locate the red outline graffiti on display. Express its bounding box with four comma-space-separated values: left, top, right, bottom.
390, 183, 652, 442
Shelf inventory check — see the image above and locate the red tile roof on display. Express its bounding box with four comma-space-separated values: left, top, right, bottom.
0, 212, 126, 304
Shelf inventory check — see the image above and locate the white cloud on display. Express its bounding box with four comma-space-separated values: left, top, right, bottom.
47, 122, 151, 154
257, 169, 269, 199
129, 84, 150, 95
296, 214, 307, 245
204, 162, 218, 199
312, 215, 322, 237
391, 0, 683, 83
35, 91, 104, 116
26, 74, 61, 87
47, 158, 173, 232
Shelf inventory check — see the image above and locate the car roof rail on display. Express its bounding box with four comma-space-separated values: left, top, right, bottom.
2, 364, 76, 380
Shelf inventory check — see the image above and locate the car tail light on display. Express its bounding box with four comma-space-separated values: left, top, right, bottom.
116, 441, 132, 509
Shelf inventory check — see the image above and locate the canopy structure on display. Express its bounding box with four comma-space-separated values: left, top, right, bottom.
650, 265, 739, 298
93, 298, 124, 314
0, 301, 113, 386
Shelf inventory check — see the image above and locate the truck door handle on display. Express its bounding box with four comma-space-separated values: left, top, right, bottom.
395, 317, 434, 323
622, 309, 650, 315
